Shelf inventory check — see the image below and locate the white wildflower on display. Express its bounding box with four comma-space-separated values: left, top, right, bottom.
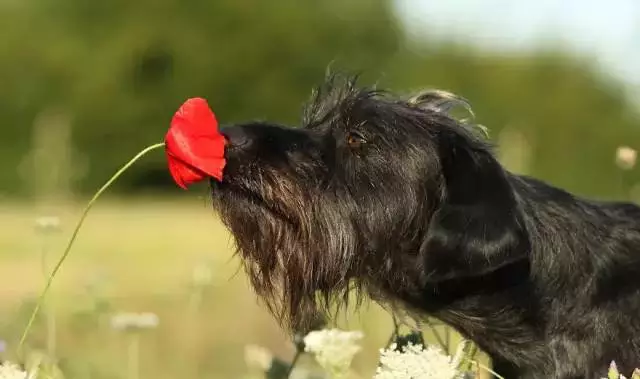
303, 328, 364, 378
0, 362, 36, 379
110, 312, 159, 331
374, 343, 458, 379
616, 146, 637, 170
34, 216, 61, 233
243, 344, 273, 371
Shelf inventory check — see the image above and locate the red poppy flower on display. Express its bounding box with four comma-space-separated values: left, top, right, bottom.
165, 98, 226, 189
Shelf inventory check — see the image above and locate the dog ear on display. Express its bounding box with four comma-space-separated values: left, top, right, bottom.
420, 128, 530, 282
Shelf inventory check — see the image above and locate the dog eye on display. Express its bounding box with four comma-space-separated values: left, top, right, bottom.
347, 132, 366, 148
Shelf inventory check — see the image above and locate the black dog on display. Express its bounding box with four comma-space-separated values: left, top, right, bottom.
211, 73, 640, 378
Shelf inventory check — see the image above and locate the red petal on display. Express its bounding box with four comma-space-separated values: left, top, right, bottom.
165, 98, 227, 188
167, 155, 207, 189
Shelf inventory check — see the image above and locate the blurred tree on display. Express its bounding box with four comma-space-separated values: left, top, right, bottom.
0, 0, 400, 196
382, 45, 640, 198
0, 0, 638, 198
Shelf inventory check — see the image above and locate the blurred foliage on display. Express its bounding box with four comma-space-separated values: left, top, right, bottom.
0, 0, 638, 199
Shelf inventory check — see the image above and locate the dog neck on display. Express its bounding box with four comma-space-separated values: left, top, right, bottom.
374, 257, 549, 368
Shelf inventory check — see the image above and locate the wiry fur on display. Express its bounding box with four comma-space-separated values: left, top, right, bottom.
211, 73, 640, 378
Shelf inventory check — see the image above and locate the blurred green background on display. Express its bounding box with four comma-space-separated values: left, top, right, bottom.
0, 0, 639, 378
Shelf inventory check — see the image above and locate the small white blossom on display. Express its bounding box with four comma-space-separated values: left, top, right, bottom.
34, 216, 61, 233
303, 328, 363, 378
243, 344, 273, 371
0, 362, 36, 379
374, 343, 458, 379
110, 312, 159, 331
616, 146, 637, 170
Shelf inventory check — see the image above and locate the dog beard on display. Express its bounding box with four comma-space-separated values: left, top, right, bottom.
211, 165, 366, 333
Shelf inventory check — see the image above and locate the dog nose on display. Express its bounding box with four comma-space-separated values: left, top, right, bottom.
220, 126, 250, 149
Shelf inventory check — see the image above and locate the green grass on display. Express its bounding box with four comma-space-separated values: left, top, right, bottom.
0, 198, 488, 379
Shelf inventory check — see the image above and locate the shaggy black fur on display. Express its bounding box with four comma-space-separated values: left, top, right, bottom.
211, 73, 640, 378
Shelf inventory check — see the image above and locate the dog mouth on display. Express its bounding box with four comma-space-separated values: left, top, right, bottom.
210, 179, 296, 225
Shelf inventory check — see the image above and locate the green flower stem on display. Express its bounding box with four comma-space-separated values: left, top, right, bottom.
473, 361, 505, 379
17, 142, 165, 354
39, 234, 57, 362
423, 318, 448, 353
127, 332, 141, 379
384, 314, 400, 348
285, 349, 302, 379
444, 325, 450, 353
456, 341, 479, 374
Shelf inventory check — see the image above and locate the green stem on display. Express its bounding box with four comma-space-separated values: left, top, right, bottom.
285, 349, 302, 379
444, 324, 450, 353
46, 303, 56, 362
183, 288, 203, 376
385, 314, 400, 348
473, 361, 505, 379
128, 333, 141, 379
40, 237, 57, 362
17, 142, 165, 354
423, 318, 448, 353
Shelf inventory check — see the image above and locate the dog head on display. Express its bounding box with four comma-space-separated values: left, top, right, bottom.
211, 73, 529, 331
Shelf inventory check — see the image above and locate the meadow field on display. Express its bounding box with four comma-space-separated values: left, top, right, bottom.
0, 196, 485, 379
0, 1, 637, 377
